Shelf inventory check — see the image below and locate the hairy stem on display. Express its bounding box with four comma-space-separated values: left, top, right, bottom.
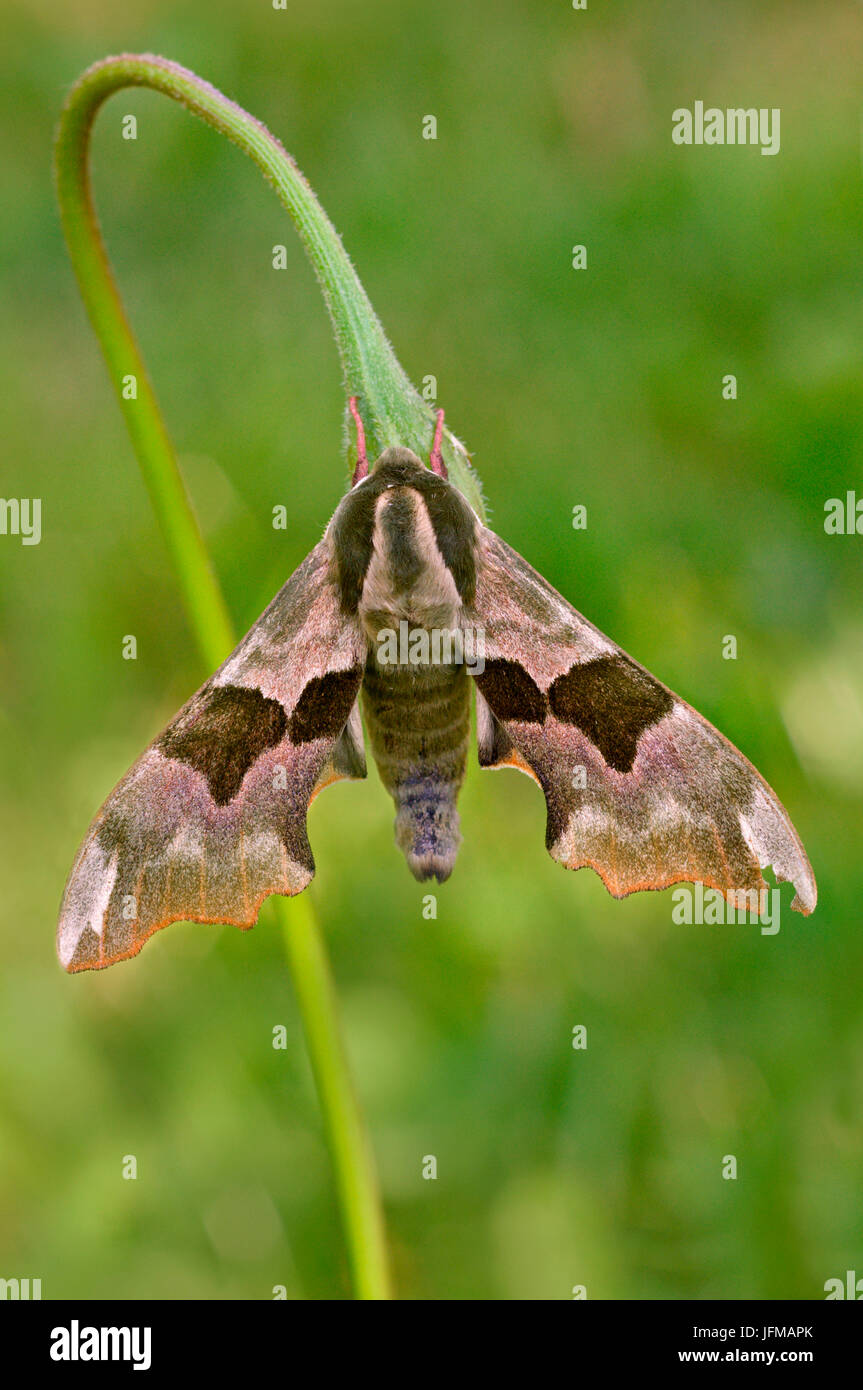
55, 52, 392, 1300
55, 52, 483, 508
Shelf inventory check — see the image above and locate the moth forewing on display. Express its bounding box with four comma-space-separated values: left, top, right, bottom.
57, 540, 368, 972
466, 526, 816, 915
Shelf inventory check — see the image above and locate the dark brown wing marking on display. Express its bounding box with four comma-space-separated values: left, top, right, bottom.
158, 684, 288, 806
289, 667, 365, 743
547, 655, 674, 774
473, 659, 546, 724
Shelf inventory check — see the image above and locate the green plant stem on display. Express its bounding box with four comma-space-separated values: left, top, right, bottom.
55, 53, 391, 1300
54, 52, 483, 511
280, 896, 391, 1300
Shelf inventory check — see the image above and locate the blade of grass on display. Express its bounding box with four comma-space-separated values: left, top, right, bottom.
55, 53, 391, 1300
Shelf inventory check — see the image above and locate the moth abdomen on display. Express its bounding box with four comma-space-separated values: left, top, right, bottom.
393, 775, 462, 882
362, 654, 470, 881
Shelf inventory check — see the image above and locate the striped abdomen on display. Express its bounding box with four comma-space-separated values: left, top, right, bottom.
361, 654, 470, 881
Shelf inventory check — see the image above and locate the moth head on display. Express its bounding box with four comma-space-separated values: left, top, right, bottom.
349, 398, 449, 487
350, 447, 442, 499
370, 445, 426, 474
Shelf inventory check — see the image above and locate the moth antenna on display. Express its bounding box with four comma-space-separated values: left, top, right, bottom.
349, 396, 369, 484
429, 408, 448, 479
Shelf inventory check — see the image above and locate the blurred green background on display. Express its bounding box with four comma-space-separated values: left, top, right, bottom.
1, 0, 862, 1300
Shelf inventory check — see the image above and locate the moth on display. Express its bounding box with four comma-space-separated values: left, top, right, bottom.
58, 402, 816, 971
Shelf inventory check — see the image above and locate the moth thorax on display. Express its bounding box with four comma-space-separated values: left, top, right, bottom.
358, 486, 462, 641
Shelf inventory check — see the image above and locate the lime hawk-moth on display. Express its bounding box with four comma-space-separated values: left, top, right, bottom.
58, 404, 816, 971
